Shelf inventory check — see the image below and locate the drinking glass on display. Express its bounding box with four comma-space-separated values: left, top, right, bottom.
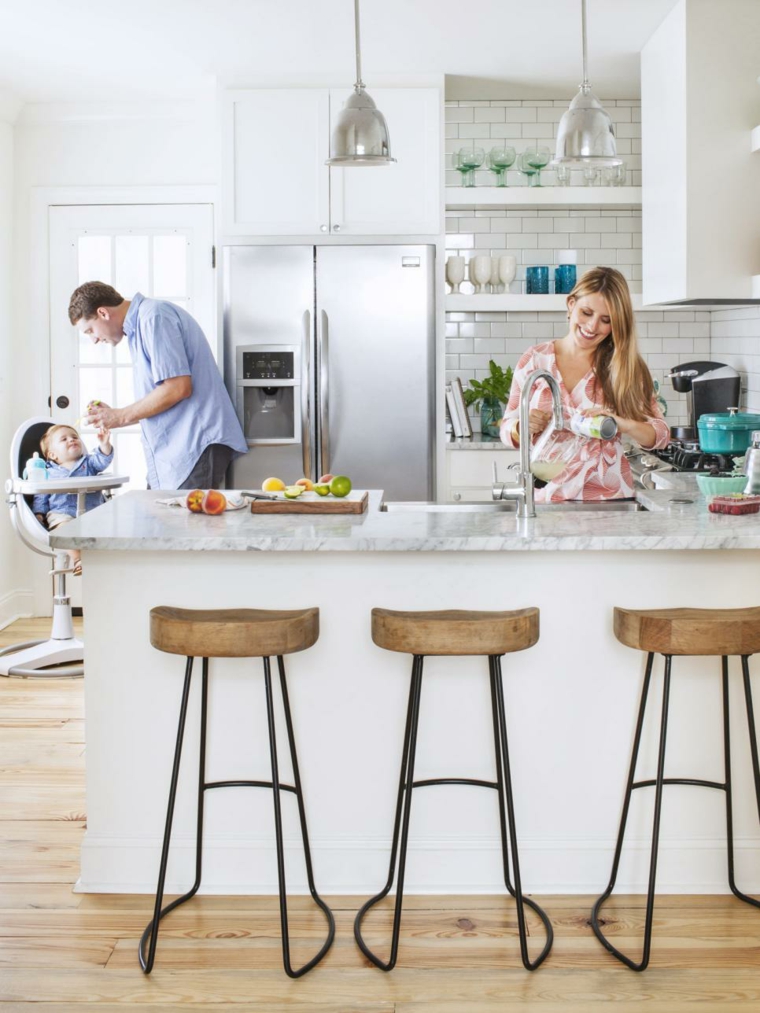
583, 167, 601, 187
521, 146, 552, 187
602, 163, 627, 187
555, 164, 571, 186
486, 146, 516, 186
470, 255, 492, 294
531, 426, 583, 488
445, 256, 465, 294
526, 265, 549, 294
490, 258, 502, 293
498, 255, 517, 293
453, 146, 485, 187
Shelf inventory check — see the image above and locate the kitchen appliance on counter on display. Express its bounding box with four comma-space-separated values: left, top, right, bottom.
666, 361, 741, 441
224, 245, 435, 501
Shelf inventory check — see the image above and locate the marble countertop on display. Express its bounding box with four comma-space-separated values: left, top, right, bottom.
446, 433, 514, 451
48, 488, 760, 553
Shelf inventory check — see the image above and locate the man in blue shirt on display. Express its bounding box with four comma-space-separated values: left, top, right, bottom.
68, 282, 247, 490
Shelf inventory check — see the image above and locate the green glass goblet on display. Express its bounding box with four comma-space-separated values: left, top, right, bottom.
522, 145, 552, 187
486, 146, 517, 187
454, 146, 485, 187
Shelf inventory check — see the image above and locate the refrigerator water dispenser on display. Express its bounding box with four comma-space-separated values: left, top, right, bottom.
236, 345, 301, 445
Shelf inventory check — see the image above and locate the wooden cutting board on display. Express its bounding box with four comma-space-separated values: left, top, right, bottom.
250, 490, 369, 514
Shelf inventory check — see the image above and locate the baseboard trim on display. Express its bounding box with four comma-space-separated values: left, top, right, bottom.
0, 589, 35, 632
77, 832, 760, 895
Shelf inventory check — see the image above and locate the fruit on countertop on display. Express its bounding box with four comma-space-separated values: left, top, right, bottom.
295, 478, 314, 491
186, 489, 204, 513
262, 477, 286, 492
318, 474, 334, 484
283, 485, 305, 499
314, 484, 330, 496
201, 490, 227, 515
329, 475, 352, 498
708, 494, 760, 515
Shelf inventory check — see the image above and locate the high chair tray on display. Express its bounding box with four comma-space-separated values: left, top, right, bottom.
15, 474, 130, 495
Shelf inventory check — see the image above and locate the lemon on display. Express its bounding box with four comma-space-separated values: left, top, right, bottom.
329, 475, 352, 498
262, 477, 286, 492
283, 485, 304, 499
314, 484, 330, 496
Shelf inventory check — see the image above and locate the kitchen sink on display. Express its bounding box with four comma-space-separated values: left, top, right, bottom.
381, 499, 643, 513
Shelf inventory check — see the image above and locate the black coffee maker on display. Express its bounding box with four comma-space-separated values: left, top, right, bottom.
666, 361, 741, 441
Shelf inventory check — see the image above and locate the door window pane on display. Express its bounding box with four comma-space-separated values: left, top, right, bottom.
116, 366, 135, 407
78, 368, 113, 423
78, 329, 102, 365
113, 433, 147, 492
115, 235, 150, 298
78, 235, 112, 285
153, 235, 187, 296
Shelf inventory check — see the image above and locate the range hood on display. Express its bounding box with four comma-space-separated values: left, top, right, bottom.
641, 0, 760, 306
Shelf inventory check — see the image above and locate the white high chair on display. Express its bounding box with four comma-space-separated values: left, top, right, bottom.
2, 416, 128, 678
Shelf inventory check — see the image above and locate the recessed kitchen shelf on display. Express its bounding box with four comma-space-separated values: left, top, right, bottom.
445, 186, 642, 210
751, 126, 760, 153
446, 294, 660, 312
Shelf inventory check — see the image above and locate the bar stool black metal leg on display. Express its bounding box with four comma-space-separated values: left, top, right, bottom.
489, 654, 553, 970
591, 652, 672, 971
727, 655, 760, 909
354, 655, 424, 971
261, 655, 335, 977
140, 655, 203, 973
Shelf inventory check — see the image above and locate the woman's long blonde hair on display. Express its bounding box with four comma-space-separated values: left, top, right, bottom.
567, 267, 653, 422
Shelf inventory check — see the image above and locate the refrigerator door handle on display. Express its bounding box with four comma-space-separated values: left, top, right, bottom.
301, 310, 312, 478
319, 309, 330, 477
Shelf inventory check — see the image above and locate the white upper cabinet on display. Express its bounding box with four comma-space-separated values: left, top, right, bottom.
329, 88, 441, 236
641, 0, 760, 304
223, 88, 441, 237
224, 90, 331, 236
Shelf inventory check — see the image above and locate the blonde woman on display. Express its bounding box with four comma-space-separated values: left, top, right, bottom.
500, 267, 669, 501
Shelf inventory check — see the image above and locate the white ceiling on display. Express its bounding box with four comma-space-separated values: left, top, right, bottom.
0, 0, 681, 105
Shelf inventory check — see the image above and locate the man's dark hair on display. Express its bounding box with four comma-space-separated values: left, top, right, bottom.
68, 281, 124, 325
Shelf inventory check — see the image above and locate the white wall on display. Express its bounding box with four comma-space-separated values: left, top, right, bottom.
11, 101, 219, 613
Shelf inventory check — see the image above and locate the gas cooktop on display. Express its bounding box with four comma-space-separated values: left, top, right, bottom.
653, 440, 739, 475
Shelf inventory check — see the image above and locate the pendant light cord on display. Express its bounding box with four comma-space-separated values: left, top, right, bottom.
354, 0, 365, 91
581, 0, 590, 92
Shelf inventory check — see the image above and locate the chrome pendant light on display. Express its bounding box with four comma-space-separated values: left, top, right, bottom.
554, 0, 622, 168
326, 0, 396, 166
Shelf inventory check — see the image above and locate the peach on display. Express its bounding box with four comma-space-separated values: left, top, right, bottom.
186, 489, 204, 513
201, 490, 227, 515
318, 474, 334, 484
295, 478, 314, 491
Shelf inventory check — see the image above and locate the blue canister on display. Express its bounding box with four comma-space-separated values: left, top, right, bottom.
526, 265, 549, 294
554, 250, 578, 294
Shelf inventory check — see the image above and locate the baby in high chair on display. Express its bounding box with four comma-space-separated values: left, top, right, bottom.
32, 423, 113, 575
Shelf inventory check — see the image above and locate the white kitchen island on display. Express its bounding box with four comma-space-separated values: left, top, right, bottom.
53, 491, 760, 897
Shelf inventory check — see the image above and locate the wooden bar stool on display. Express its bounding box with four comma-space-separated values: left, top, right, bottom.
138, 606, 335, 977
354, 607, 553, 972
592, 607, 760, 971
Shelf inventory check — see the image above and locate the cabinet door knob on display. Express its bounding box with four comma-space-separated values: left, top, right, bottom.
453, 492, 461, 501
332, 224, 341, 232
320, 224, 328, 232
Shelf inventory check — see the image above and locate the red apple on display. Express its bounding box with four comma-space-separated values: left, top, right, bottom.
201, 490, 227, 515
186, 489, 204, 513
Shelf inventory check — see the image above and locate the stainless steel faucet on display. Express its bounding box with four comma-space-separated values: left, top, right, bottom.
492, 368, 564, 518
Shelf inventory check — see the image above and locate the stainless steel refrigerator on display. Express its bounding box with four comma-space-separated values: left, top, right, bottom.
223, 245, 435, 501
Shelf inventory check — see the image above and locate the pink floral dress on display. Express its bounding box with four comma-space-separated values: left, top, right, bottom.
499, 342, 670, 502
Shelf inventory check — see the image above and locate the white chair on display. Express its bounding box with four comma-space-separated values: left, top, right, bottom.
2, 416, 128, 678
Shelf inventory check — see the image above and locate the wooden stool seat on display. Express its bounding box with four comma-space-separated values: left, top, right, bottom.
150, 606, 319, 659
371, 607, 539, 657
614, 606, 760, 657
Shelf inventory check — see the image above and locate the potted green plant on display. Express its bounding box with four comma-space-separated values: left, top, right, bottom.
462, 360, 514, 438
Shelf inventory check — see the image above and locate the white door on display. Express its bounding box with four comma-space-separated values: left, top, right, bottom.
329, 88, 441, 235
222, 90, 331, 236
49, 203, 215, 491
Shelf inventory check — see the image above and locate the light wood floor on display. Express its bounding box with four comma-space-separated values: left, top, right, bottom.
1, 617, 759, 1011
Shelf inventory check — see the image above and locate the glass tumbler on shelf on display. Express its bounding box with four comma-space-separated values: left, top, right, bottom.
554, 250, 578, 295
526, 265, 549, 294
521, 146, 552, 187
485, 146, 517, 186
555, 164, 571, 186
445, 256, 465, 294
453, 146, 485, 187
583, 167, 601, 187
602, 163, 627, 187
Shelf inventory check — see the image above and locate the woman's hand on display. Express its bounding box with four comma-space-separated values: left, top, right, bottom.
580, 407, 656, 446
528, 409, 552, 436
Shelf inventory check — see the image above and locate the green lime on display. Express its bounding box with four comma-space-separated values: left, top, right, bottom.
314, 484, 330, 496
283, 486, 304, 499
329, 475, 352, 498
